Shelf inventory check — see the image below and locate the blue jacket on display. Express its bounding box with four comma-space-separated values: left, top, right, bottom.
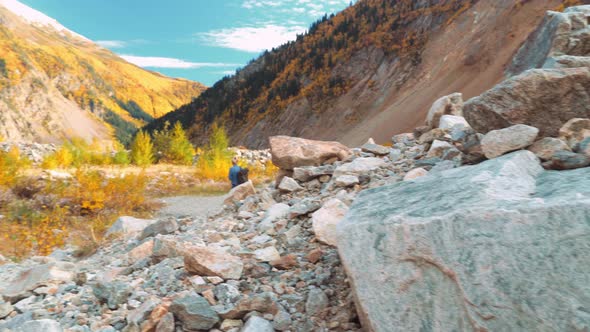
229, 165, 242, 187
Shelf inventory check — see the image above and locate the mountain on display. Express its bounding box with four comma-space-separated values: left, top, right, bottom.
0, 0, 206, 145
147, 0, 583, 148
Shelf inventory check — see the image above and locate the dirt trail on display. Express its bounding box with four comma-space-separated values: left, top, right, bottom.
156, 195, 225, 219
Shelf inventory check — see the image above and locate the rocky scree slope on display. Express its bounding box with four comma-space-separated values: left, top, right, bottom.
2, 5, 590, 332
148, 0, 574, 148
0, 1, 205, 145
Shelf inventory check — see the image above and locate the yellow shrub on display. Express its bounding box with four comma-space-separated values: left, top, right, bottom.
0, 147, 29, 187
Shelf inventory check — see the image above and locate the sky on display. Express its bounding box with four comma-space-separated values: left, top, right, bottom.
17, 0, 353, 86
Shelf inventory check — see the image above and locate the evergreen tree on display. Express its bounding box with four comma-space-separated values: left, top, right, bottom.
130, 130, 154, 167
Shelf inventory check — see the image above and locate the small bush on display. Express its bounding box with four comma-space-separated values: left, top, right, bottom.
0, 147, 30, 187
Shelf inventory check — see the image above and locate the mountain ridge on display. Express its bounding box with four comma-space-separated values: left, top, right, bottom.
0, 0, 206, 145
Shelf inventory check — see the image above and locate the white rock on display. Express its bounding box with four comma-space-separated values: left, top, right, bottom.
254, 246, 281, 262
311, 199, 349, 246
334, 175, 360, 187
438, 115, 470, 130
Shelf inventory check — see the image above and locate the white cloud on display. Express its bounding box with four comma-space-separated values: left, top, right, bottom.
96, 40, 127, 48
120, 55, 239, 69
199, 24, 306, 53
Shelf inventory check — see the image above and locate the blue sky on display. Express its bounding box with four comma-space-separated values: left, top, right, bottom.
18, 0, 352, 86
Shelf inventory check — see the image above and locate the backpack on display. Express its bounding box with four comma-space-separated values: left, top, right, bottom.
237, 168, 249, 185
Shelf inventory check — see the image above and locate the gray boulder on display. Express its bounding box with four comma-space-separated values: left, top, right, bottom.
361, 143, 390, 156
105, 216, 157, 238
241, 316, 274, 332
138, 218, 178, 241
464, 68, 590, 137
528, 137, 571, 161
508, 6, 590, 76
278, 176, 303, 192
92, 280, 132, 310
170, 292, 219, 331
338, 151, 590, 331
333, 157, 386, 177
481, 124, 539, 159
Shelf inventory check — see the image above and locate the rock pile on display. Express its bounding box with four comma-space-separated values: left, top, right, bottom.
0, 142, 57, 163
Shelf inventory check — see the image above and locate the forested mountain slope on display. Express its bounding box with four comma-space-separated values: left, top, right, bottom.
148, 0, 581, 148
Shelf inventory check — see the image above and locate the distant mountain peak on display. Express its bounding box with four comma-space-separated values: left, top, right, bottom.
0, 0, 89, 41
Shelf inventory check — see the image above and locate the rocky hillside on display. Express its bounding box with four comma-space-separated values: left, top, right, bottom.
148, 0, 580, 148
0, 1, 206, 145
1, 4, 589, 332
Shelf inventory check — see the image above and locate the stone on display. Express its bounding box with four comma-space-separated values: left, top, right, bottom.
464, 68, 590, 137
481, 124, 539, 158
216, 293, 278, 319
528, 137, 571, 161
241, 316, 274, 332
105, 216, 157, 238
127, 239, 154, 263
577, 137, 590, 156
224, 180, 256, 205
155, 312, 175, 332
126, 298, 159, 328
278, 176, 303, 192
334, 175, 359, 187
418, 128, 448, 144
292, 165, 334, 182
152, 236, 182, 260
15, 319, 63, 332
0, 301, 13, 319
288, 199, 321, 219
269, 136, 352, 170
307, 248, 323, 264
214, 284, 241, 305
169, 292, 219, 331
559, 118, 590, 148
333, 157, 386, 177
311, 199, 349, 247
138, 218, 178, 241
184, 246, 243, 280
258, 203, 290, 232
438, 115, 470, 130
389, 148, 402, 162
403, 168, 428, 181
426, 140, 461, 161
270, 254, 298, 270
1, 262, 76, 303
253, 246, 281, 262
337, 150, 590, 331
425, 93, 464, 128
273, 311, 292, 331
305, 288, 329, 316
361, 143, 390, 156
92, 280, 132, 310
544, 150, 590, 170
220, 318, 243, 331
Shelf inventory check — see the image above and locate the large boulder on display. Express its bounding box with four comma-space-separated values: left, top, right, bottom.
169, 292, 219, 331
1, 262, 76, 303
269, 136, 351, 170
508, 6, 590, 76
425, 93, 463, 128
481, 124, 539, 159
183, 246, 243, 280
337, 151, 590, 331
464, 68, 590, 137
224, 180, 256, 205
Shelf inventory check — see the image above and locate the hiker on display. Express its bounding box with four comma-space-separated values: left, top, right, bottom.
229, 157, 241, 188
